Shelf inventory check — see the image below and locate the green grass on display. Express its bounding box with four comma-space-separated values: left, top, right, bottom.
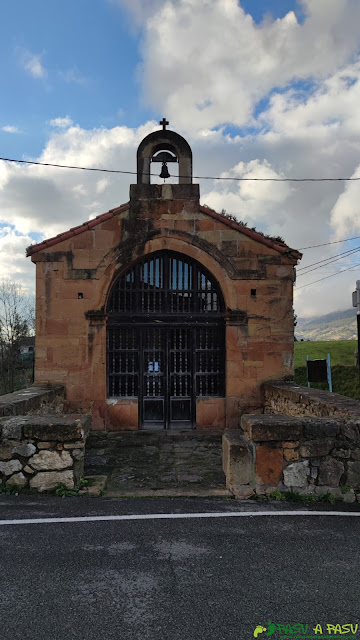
294, 340, 357, 368
294, 340, 360, 400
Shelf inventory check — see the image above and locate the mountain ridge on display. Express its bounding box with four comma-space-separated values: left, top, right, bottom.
296, 308, 357, 341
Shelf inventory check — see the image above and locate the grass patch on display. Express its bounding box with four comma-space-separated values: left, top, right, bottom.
263, 490, 335, 504
294, 340, 357, 368
294, 364, 360, 400
294, 340, 360, 400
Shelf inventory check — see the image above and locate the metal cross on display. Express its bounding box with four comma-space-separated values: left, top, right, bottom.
159, 117, 169, 130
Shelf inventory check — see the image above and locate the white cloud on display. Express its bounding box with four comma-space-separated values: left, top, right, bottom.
96, 177, 110, 194
2, 0, 360, 317
330, 165, 360, 239
0, 227, 36, 293
21, 50, 46, 79
49, 116, 74, 129
59, 68, 87, 85
0, 122, 156, 244
0, 115, 358, 316
1, 125, 21, 134
260, 60, 360, 140
120, 0, 360, 131
114, 0, 165, 26
202, 159, 292, 226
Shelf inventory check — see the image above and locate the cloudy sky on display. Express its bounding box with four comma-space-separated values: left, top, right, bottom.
1, 0, 360, 318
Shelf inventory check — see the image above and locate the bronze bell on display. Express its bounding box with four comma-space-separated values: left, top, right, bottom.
159, 162, 170, 179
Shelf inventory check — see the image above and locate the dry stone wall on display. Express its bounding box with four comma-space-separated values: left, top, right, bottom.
223, 411, 360, 502
0, 414, 91, 492
263, 381, 360, 419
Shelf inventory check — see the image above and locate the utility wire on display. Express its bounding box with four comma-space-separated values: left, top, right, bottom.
297, 246, 360, 270
299, 236, 360, 249
3, 156, 360, 255
1, 156, 360, 182
297, 246, 360, 275
296, 262, 360, 290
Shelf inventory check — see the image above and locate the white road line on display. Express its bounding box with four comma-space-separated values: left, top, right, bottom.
0, 510, 360, 526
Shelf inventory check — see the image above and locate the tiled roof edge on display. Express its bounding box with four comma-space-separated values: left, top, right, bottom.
199, 205, 302, 258
26, 200, 301, 260
26, 202, 129, 256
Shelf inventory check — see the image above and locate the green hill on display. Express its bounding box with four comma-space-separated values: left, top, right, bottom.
296, 308, 357, 341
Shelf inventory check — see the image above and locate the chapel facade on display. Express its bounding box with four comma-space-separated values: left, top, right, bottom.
27, 122, 301, 431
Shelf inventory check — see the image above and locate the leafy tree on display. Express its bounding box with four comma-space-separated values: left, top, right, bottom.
0, 281, 35, 394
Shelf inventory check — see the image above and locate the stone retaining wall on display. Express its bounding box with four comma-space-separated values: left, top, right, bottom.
223, 413, 360, 501
263, 382, 360, 419
0, 415, 91, 492
0, 384, 65, 418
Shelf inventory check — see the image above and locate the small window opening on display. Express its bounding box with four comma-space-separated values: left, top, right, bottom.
251, 289, 256, 297
78, 292, 83, 299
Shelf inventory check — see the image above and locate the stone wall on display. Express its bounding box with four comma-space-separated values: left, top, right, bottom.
263, 381, 360, 419
223, 412, 360, 502
0, 384, 65, 418
0, 415, 90, 492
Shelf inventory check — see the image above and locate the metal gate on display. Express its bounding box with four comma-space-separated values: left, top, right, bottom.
107, 251, 225, 430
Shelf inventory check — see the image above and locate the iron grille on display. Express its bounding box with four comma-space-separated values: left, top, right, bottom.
107, 251, 223, 315
106, 251, 225, 425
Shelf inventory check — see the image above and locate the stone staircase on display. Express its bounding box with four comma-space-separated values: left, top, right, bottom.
85, 430, 228, 497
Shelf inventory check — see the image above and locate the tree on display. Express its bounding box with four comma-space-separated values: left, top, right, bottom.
0, 281, 35, 394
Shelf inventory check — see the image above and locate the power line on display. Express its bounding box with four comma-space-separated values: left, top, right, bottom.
2, 155, 360, 256
1, 156, 360, 182
299, 236, 360, 250
297, 246, 360, 270
296, 262, 360, 290
297, 246, 360, 276
0, 157, 136, 176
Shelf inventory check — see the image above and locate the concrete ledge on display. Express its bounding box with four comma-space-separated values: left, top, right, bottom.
0, 384, 65, 418
241, 414, 303, 442
263, 382, 360, 419
23, 415, 91, 442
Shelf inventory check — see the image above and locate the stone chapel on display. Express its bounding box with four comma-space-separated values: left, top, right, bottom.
27, 121, 301, 432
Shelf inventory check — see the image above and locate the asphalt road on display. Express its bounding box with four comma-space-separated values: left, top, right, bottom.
1, 497, 360, 640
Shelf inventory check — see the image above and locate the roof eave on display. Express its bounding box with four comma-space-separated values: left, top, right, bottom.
26, 202, 129, 257
199, 205, 302, 259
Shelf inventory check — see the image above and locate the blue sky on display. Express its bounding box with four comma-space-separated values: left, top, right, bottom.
0, 0, 304, 158
0, 0, 360, 316
0, 0, 152, 157
240, 0, 304, 23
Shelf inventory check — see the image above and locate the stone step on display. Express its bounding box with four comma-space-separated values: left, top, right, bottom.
84, 429, 226, 494
86, 429, 223, 450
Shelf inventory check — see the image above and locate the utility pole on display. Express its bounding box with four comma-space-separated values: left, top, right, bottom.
352, 280, 360, 375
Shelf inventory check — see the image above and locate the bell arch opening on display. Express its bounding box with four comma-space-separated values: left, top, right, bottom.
106, 250, 225, 430
137, 129, 192, 185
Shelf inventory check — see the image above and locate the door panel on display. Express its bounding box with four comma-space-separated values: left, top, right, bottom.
142, 327, 166, 429
107, 251, 225, 430
108, 323, 224, 430
169, 327, 192, 429
141, 326, 193, 430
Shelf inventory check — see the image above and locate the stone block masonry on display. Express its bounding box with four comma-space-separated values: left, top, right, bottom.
223, 411, 360, 501
0, 415, 91, 492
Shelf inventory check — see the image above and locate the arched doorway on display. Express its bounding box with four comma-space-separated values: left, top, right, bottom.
106, 250, 225, 429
